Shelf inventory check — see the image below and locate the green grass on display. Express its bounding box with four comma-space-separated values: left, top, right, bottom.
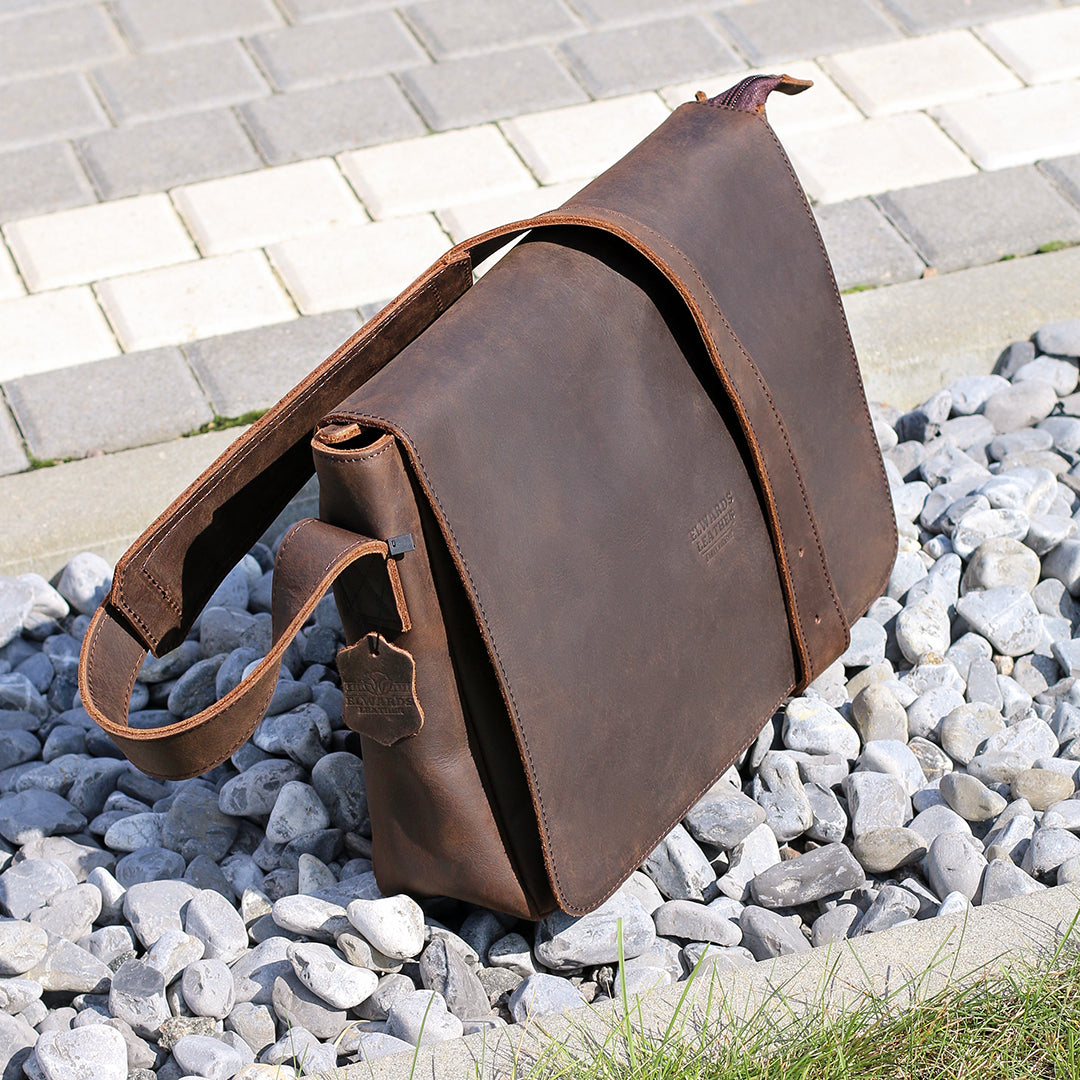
185, 408, 267, 436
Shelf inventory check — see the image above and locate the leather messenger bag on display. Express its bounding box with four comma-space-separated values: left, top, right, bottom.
79, 75, 898, 920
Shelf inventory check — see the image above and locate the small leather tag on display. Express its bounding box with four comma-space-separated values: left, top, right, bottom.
338, 632, 424, 746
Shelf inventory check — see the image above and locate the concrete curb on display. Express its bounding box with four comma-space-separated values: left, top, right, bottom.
846, 246, 1080, 409
341, 883, 1080, 1080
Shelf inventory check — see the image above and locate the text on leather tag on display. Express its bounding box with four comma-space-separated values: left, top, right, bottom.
337, 632, 424, 746
689, 491, 736, 563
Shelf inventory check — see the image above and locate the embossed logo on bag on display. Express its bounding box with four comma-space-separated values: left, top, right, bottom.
689, 492, 736, 563
337, 632, 425, 745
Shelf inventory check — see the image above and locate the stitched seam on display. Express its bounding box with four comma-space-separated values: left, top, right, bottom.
131, 277, 446, 616
755, 116, 900, 590
313, 435, 396, 463
579, 204, 843, 672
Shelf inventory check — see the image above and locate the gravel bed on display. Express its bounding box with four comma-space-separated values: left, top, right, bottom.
3, 318, 1080, 1078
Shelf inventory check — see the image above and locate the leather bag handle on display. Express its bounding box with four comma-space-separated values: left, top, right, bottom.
79, 519, 408, 779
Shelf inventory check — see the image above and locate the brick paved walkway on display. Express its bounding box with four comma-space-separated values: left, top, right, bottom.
1, 0, 1080, 478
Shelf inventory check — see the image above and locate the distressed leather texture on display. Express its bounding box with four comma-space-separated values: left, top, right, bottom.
79, 79, 897, 919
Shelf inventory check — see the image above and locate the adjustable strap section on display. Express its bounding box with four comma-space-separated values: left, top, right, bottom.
458, 206, 848, 686
79, 520, 409, 780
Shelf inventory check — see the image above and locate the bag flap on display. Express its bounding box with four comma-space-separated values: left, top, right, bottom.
329, 103, 895, 913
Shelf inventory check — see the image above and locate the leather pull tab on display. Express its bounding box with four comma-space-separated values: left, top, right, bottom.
707, 74, 813, 114
338, 632, 424, 746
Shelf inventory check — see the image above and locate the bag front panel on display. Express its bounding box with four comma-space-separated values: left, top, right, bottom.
332, 232, 799, 913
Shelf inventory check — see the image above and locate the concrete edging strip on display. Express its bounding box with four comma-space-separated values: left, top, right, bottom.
345, 883, 1080, 1080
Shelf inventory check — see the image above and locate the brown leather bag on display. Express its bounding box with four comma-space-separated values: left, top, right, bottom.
79, 75, 897, 920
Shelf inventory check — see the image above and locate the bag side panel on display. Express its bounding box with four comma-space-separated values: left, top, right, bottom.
313, 432, 554, 918
566, 103, 897, 620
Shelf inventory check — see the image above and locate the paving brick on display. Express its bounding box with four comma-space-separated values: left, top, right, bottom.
4, 348, 213, 460
713, 0, 900, 65
110, 0, 282, 51
277, 0, 399, 18
500, 94, 671, 185
339, 126, 536, 218
4, 195, 197, 291
0, 142, 96, 221
182, 310, 361, 415
267, 215, 450, 313
569, 0, 721, 28
1041, 155, 1080, 209
172, 159, 369, 256
0, 243, 24, 301
821, 31, 1021, 118
932, 81, 1080, 170
978, 8, 1080, 84
77, 109, 262, 201
782, 113, 977, 204
660, 61, 862, 139
876, 166, 1080, 274
239, 76, 426, 166
90, 40, 270, 125
436, 180, 584, 242
94, 251, 297, 352
0, 0, 99, 12
401, 0, 582, 60
0, 288, 117, 380
0, 404, 27, 476
0, 74, 108, 153
814, 198, 926, 291
0, 6, 125, 84
246, 11, 428, 92
399, 46, 587, 131
559, 16, 741, 99
877, 0, 1053, 34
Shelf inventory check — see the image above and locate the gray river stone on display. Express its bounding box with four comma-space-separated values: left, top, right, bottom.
288, 941, 378, 1011
805, 781, 848, 843
272, 970, 349, 1040
840, 617, 887, 667
122, 880, 198, 948
346, 894, 425, 960
683, 784, 765, 850
265, 782, 330, 845
952, 508, 1030, 560
386, 989, 464, 1045
909, 803, 973, 847
717, 823, 781, 901
145, 930, 204, 985
172, 1034, 244, 1080
0, 577, 33, 649
783, 696, 861, 759
182, 958, 236, 1019
162, 787, 238, 863
982, 379, 1057, 434
652, 900, 742, 946
55, 553, 112, 615
851, 884, 921, 936
231, 936, 293, 1006
534, 889, 655, 971
980, 859, 1042, 905
115, 846, 185, 887
941, 703, 1006, 766
1044, 539, 1080, 595
0, 792, 86, 846
28, 882, 101, 941
908, 737, 953, 783
136, 640, 201, 684
272, 895, 349, 941
749, 843, 864, 908
940, 772, 1008, 822
956, 586, 1042, 656
641, 823, 715, 900
509, 974, 587, 1023
738, 907, 809, 961
1021, 827, 1080, 879
907, 687, 966, 741
852, 827, 928, 873
102, 813, 162, 853
418, 937, 488, 1020
36, 1024, 127, 1080
1014, 355, 1078, 395
25, 935, 111, 993
951, 374, 1010, 414
856, 739, 926, 796
842, 771, 909, 836
109, 958, 169, 1038
1036, 319, 1080, 357
983, 717, 1059, 764
184, 888, 249, 964
253, 705, 330, 768
811, 903, 860, 946
925, 833, 987, 901
754, 752, 814, 842
1010, 768, 1074, 810
218, 760, 306, 820
961, 537, 1041, 594
851, 683, 908, 743
896, 596, 951, 663
0, 920, 49, 974
166, 655, 226, 719
225, 1001, 277, 1056
0, 859, 77, 919
310, 752, 369, 834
